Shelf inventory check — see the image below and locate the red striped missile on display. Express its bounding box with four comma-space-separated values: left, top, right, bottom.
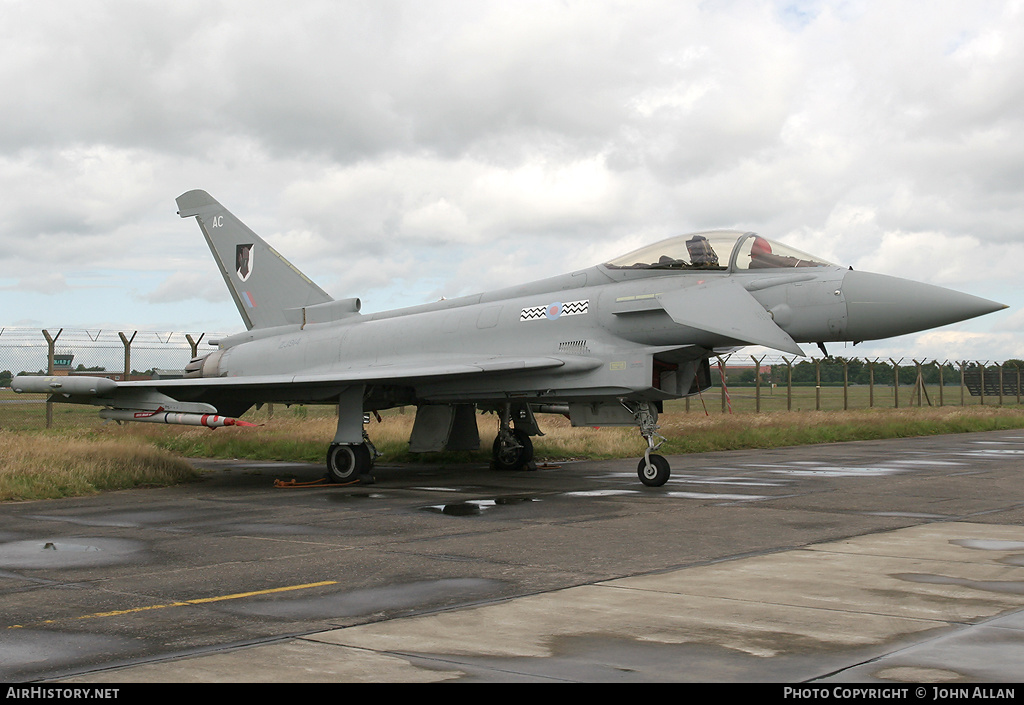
99, 409, 257, 428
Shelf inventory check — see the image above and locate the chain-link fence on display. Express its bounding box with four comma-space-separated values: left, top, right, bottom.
2, 327, 1021, 429
692, 352, 1024, 414
0, 327, 223, 431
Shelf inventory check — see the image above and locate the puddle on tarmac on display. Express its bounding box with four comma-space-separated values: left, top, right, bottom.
665, 491, 769, 501
953, 539, 1024, 551
326, 492, 388, 504
422, 496, 539, 516
962, 449, 1024, 455
951, 538, 1024, 565
0, 629, 142, 678
887, 460, 966, 466
894, 573, 1024, 595
0, 538, 146, 569
565, 489, 637, 497
767, 466, 912, 477
27, 510, 194, 528
411, 487, 470, 493
863, 511, 951, 519
673, 474, 787, 487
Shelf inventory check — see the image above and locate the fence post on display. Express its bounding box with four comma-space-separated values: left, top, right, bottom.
780, 357, 794, 411
42, 328, 62, 429
979, 361, 988, 406
912, 359, 931, 406
119, 331, 137, 380
1011, 362, 1019, 407
815, 358, 821, 411
912, 360, 921, 406
998, 363, 1004, 406
186, 333, 205, 358
936, 360, 946, 407
959, 361, 966, 406
716, 354, 732, 414
751, 354, 764, 413
868, 359, 877, 408
890, 358, 903, 408
842, 358, 849, 410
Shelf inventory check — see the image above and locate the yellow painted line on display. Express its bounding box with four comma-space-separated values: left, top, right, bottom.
6, 580, 338, 629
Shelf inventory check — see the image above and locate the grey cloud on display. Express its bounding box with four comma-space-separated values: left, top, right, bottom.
0, 0, 1021, 355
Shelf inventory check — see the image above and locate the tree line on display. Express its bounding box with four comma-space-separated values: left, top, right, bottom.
723, 358, 1024, 387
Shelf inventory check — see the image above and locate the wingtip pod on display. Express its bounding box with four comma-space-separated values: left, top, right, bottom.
12, 375, 118, 396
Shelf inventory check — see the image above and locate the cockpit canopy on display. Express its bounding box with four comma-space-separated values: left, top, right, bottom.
604, 231, 835, 272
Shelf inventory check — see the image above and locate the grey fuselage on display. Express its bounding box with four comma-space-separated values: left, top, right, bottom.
191, 255, 960, 416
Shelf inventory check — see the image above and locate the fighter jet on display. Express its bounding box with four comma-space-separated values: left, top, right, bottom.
14, 190, 1006, 487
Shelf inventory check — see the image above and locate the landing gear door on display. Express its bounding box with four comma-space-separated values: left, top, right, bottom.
333, 385, 366, 444
688, 358, 712, 395
568, 402, 645, 427
409, 404, 480, 452
654, 356, 712, 397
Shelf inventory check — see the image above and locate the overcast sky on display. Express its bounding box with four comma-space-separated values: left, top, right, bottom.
2, 0, 1022, 363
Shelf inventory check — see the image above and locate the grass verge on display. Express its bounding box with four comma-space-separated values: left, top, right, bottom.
0, 430, 198, 501
73, 405, 1024, 463
4, 405, 1024, 501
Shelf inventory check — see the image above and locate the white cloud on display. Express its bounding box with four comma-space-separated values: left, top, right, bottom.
8, 273, 69, 295
0, 0, 1020, 359
141, 271, 226, 305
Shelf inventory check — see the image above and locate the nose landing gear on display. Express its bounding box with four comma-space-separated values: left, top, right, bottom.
626, 401, 671, 487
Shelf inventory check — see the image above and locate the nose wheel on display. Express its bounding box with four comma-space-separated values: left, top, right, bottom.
638, 453, 670, 487
625, 401, 671, 487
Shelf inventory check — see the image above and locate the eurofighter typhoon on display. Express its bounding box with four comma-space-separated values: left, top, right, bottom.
14, 191, 1006, 487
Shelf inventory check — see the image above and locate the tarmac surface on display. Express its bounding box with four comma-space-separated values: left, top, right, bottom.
2, 430, 1024, 683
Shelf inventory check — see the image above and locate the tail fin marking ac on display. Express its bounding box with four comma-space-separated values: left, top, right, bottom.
176, 190, 332, 330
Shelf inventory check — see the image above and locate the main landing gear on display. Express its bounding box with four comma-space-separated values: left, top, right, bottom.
491, 403, 536, 472
326, 391, 378, 484
326, 441, 374, 483
627, 401, 671, 487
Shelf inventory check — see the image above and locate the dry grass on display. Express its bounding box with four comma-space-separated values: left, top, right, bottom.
104, 403, 1024, 463
5, 403, 1024, 502
0, 430, 198, 501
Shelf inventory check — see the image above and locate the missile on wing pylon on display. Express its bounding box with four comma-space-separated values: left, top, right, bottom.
99, 409, 257, 428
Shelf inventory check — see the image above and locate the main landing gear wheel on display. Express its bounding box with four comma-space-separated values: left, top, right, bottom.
326, 443, 373, 483
492, 429, 534, 471
638, 454, 670, 487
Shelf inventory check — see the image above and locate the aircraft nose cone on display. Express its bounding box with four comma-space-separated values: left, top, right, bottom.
842, 270, 1006, 342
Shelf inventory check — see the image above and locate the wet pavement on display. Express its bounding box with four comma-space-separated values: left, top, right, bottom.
2, 430, 1024, 682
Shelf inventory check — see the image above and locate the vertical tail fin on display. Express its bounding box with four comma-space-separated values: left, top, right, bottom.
176, 190, 332, 330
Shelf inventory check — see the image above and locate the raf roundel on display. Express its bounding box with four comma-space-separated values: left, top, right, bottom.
520, 299, 589, 322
